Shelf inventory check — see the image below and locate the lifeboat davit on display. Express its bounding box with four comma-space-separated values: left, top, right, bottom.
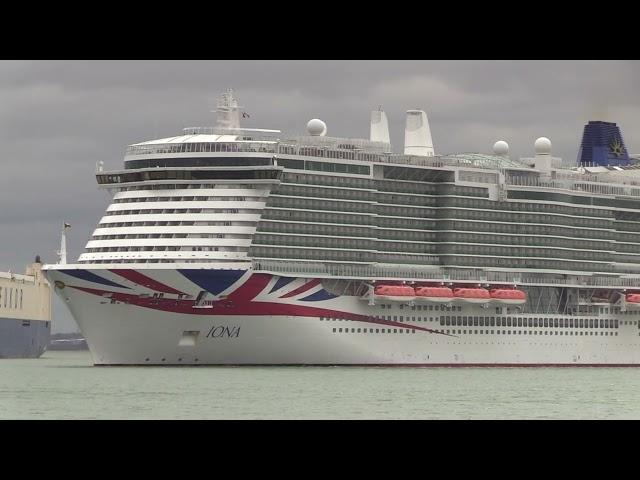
374, 285, 416, 302
489, 288, 527, 305
626, 293, 640, 304
453, 287, 490, 303
414, 286, 454, 303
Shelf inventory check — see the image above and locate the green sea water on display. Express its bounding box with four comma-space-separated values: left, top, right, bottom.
1, 350, 639, 419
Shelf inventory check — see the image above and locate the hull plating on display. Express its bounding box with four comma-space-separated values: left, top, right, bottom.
44, 268, 640, 366
0, 317, 50, 358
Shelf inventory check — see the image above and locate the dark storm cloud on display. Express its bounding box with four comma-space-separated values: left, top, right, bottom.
0, 60, 638, 331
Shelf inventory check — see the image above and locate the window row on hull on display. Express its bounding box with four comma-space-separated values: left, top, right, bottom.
118, 183, 266, 191
92, 226, 256, 237
86, 237, 251, 248
79, 250, 248, 262
254, 222, 614, 251
277, 158, 370, 176
106, 201, 266, 212
251, 233, 612, 262
259, 209, 621, 243
97, 168, 281, 185
440, 256, 612, 273
438, 220, 617, 240
114, 187, 267, 199
124, 156, 274, 170
440, 316, 620, 329
103, 208, 262, 216
431, 209, 613, 228
250, 246, 613, 273
265, 194, 615, 228
249, 246, 440, 265
98, 214, 262, 225
85, 245, 246, 253
508, 189, 640, 211
263, 205, 614, 233
275, 182, 614, 220
111, 196, 263, 204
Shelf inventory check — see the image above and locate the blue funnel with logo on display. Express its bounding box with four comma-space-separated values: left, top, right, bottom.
577, 120, 630, 166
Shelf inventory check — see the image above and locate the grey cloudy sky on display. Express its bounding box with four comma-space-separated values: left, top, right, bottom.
1, 60, 638, 332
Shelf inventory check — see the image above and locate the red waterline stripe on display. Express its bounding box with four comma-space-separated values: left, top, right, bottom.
96, 363, 640, 368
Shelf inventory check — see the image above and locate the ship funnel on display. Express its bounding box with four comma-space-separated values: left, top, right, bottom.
370, 108, 390, 144
404, 109, 434, 156
577, 120, 630, 166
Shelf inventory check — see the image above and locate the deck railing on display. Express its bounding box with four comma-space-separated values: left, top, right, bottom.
252, 260, 640, 288
122, 140, 640, 195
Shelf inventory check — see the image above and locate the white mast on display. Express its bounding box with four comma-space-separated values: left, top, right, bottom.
57, 222, 70, 265
215, 89, 243, 130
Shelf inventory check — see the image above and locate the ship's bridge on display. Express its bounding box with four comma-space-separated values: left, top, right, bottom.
125, 127, 281, 159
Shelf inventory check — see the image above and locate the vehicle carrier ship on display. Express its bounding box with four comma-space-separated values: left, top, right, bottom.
1, 259, 52, 358
43, 91, 640, 365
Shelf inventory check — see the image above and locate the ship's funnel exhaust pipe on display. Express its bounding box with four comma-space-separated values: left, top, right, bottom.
370, 108, 390, 144
404, 109, 434, 156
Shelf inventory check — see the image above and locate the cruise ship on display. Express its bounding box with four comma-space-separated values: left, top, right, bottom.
43, 91, 640, 365
1, 259, 52, 358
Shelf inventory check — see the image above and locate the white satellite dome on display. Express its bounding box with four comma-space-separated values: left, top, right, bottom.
534, 137, 552, 154
307, 118, 327, 136
493, 140, 509, 156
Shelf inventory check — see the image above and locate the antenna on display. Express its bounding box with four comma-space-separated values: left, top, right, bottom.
57, 222, 71, 265
214, 89, 244, 130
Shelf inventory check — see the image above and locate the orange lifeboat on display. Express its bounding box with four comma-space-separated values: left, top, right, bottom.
374, 284, 416, 302
453, 287, 490, 303
414, 286, 454, 303
626, 293, 640, 304
489, 288, 527, 305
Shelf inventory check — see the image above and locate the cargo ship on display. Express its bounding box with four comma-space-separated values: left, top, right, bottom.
1, 259, 52, 358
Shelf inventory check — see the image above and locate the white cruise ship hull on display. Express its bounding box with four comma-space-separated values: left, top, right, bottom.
44, 267, 640, 366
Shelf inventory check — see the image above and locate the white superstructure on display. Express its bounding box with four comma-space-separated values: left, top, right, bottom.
43, 90, 640, 366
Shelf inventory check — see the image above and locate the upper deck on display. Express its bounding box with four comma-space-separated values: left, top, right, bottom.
76, 90, 640, 282
101, 129, 640, 202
